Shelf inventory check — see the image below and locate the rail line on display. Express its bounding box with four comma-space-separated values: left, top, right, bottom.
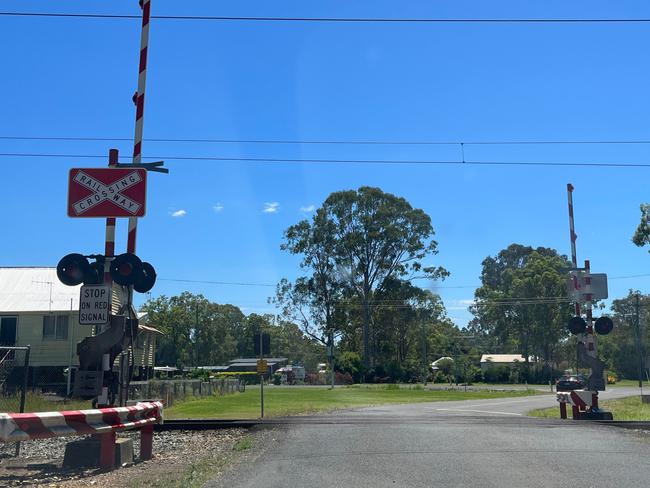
155, 416, 650, 431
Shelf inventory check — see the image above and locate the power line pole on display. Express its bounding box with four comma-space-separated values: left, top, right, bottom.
421, 317, 427, 385
635, 293, 643, 392
195, 301, 200, 367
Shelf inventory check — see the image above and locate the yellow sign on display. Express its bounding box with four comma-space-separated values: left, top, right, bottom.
257, 359, 268, 374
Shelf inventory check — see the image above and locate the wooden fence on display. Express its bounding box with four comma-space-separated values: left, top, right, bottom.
127, 377, 243, 408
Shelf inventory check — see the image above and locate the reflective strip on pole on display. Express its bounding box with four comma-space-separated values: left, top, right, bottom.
567, 183, 581, 316
128, 0, 151, 254
584, 259, 596, 358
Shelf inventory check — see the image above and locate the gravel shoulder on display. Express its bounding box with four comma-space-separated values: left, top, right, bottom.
0, 428, 248, 487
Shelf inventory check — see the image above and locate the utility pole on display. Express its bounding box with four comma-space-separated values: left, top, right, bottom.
260, 327, 264, 419
421, 317, 427, 385
635, 293, 644, 392
328, 330, 335, 390
195, 301, 200, 367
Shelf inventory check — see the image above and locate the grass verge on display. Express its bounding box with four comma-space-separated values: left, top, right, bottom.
232, 435, 253, 452
167, 384, 540, 419
529, 395, 650, 420
139, 453, 233, 488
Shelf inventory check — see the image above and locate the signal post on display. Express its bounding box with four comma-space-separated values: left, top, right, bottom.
562, 184, 613, 420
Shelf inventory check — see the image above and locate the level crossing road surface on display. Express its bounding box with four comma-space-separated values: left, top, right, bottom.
212, 387, 650, 488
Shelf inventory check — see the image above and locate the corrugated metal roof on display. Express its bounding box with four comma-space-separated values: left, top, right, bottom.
480, 354, 527, 363
0, 267, 80, 313
228, 357, 288, 364
139, 324, 164, 335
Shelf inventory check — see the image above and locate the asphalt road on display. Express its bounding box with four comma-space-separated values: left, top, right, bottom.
214, 388, 650, 488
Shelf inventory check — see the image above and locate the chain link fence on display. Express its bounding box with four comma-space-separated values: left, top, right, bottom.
0, 346, 30, 458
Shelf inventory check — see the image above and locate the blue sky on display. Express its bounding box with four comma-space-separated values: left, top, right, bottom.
2, 1, 650, 326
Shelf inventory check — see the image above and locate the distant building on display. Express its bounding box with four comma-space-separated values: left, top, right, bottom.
225, 357, 288, 376
0, 267, 160, 389
480, 354, 535, 371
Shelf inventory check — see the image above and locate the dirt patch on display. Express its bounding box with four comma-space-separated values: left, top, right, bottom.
0, 429, 248, 487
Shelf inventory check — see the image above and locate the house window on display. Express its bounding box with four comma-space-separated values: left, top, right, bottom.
42, 315, 68, 341
0, 317, 17, 346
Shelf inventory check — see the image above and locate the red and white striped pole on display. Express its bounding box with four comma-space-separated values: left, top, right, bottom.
98, 149, 119, 407
127, 0, 151, 255
105, 150, 118, 281
584, 259, 597, 358
566, 183, 581, 317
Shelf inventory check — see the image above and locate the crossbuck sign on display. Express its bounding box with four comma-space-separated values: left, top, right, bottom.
68, 168, 147, 217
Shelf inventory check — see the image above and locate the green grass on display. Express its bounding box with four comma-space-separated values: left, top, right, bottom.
167, 384, 540, 419
232, 435, 253, 452
0, 393, 90, 413
135, 451, 235, 488
529, 395, 650, 420
607, 379, 640, 388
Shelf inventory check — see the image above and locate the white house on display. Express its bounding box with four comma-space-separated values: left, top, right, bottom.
0, 267, 159, 389
480, 354, 535, 371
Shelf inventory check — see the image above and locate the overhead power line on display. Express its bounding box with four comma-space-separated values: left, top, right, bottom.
158, 278, 275, 287
2, 12, 650, 23
2, 152, 650, 168
4, 135, 650, 146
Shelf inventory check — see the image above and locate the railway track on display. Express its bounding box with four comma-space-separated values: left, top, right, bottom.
155, 416, 650, 431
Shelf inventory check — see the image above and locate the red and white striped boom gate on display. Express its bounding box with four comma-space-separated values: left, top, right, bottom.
562, 184, 608, 420
0, 401, 162, 469
556, 390, 597, 420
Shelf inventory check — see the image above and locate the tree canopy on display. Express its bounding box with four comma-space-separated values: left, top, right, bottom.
278, 186, 448, 370
469, 244, 573, 365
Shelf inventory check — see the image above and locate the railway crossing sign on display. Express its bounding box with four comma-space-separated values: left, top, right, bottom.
567, 271, 608, 301
68, 168, 147, 217
79, 284, 111, 326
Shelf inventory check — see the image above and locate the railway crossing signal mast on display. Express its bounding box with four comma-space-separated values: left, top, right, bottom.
56, 0, 165, 407
562, 184, 613, 420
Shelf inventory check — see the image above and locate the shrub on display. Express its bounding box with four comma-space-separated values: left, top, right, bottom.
336, 352, 363, 382
335, 371, 354, 385
483, 365, 510, 383
305, 373, 324, 385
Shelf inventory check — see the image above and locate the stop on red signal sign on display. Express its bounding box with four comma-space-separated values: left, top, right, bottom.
67, 168, 147, 218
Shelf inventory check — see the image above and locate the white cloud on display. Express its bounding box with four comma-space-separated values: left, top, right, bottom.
263, 202, 280, 214
170, 209, 187, 218
212, 203, 224, 213
300, 204, 315, 213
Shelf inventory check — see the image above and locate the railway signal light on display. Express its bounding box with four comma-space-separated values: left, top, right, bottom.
109, 253, 157, 293
594, 316, 614, 335
568, 316, 587, 335
57, 253, 94, 286
109, 253, 142, 286
57, 252, 156, 293
134, 261, 157, 293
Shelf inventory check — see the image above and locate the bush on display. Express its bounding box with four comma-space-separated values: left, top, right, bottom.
336, 352, 362, 382
335, 371, 354, 385
272, 373, 282, 385
305, 373, 325, 385
483, 365, 510, 383
189, 369, 211, 381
